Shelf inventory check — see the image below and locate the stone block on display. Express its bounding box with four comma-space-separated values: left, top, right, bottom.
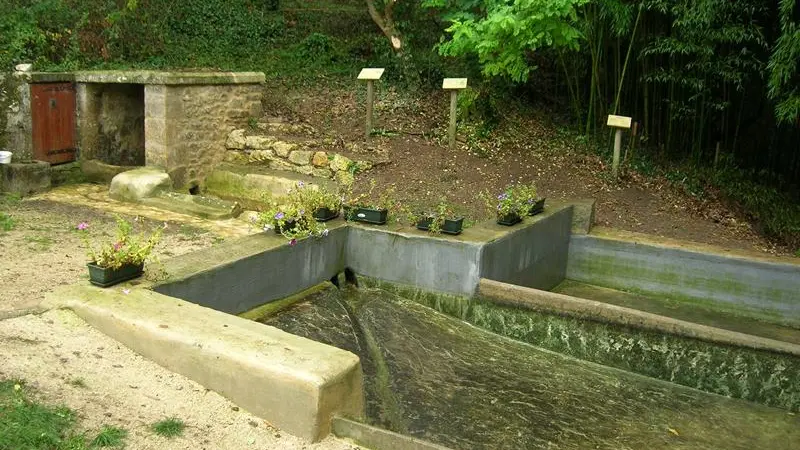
0, 160, 51, 196
81, 159, 136, 184
293, 165, 313, 176
246, 135, 273, 150
227, 129, 246, 149
312, 168, 333, 179
272, 141, 296, 158
329, 154, 353, 173
312, 151, 329, 167
270, 159, 295, 172
571, 199, 596, 234
248, 150, 274, 164
355, 160, 373, 172
223, 151, 248, 164
288, 150, 312, 165
335, 170, 354, 186
109, 167, 172, 202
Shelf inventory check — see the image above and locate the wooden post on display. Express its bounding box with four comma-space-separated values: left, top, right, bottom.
607, 114, 633, 179
357, 68, 385, 140
442, 78, 468, 150
366, 80, 374, 140
613, 129, 623, 178
448, 90, 458, 150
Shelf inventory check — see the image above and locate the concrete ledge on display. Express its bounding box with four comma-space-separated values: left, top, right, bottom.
31, 71, 266, 85
332, 416, 452, 450
479, 278, 800, 357
567, 229, 800, 325
43, 285, 364, 442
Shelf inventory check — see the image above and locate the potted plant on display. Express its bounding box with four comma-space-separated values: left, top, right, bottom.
342, 180, 395, 225
484, 184, 529, 226
256, 183, 330, 245
413, 198, 465, 235
77, 216, 162, 287
514, 183, 546, 216
291, 182, 340, 222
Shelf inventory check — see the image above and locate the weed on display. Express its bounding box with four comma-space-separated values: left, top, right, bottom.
247, 116, 258, 130
91, 426, 127, 448
0, 212, 14, 232
0, 378, 127, 450
25, 235, 55, 251
68, 378, 87, 388
151, 417, 185, 438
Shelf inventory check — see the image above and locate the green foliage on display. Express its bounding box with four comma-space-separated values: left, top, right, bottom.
150, 417, 185, 438
425, 0, 589, 82
256, 182, 334, 242
78, 215, 162, 269
0, 212, 14, 232
0, 380, 127, 450
90, 426, 127, 448
768, 0, 800, 123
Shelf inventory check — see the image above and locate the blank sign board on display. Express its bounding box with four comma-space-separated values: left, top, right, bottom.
442, 78, 468, 90
357, 68, 385, 80
607, 114, 632, 129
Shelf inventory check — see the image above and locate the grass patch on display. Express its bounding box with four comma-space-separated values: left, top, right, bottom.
25, 235, 55, 251
0, 212, 14, 232
151, 417, 185, 438
0, 379, 127, 450
68, 378, 87, 389
91, 426, 127, 448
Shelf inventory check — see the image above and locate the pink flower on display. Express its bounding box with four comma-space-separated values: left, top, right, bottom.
77, 222, 89, 230
113, 242, 122, 251
289, 238, 297, 246
122, 288, 131, 295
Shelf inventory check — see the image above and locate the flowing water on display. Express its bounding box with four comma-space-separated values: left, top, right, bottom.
258, 287, 800, 449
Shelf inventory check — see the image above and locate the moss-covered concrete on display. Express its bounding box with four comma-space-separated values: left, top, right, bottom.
361, 277, 800, 412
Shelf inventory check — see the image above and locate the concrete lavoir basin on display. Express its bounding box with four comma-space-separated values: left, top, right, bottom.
41, 199, 800, 446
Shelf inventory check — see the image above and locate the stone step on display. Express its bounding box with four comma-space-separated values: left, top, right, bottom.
141, 191, 242, 220
204, 164, 336, 210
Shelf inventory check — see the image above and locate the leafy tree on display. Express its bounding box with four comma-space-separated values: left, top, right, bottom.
366, 0, 404, 53
423, 0, 589, 82
768, 0, 800, 124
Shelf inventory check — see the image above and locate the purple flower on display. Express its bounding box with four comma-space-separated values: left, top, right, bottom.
289, 238, 297, 246
113, 242, 122, 251
498, 193, 509, 201
299, 209, 305, 216
77, 222, 89, 230
274, 212, 285, 220
297, 181, 305, 187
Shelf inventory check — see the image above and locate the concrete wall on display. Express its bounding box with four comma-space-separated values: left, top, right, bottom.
1, 70, 33, 159
346, 226, 483, 296
481, 206, 573, 290
567, 233, 800, 323
77, 83, 144, 165
154, 227, 347, 315
146, 83, 262, 189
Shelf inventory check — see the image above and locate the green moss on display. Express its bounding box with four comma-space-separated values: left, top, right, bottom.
239, 282, 332, 320
362, 277, 800, 412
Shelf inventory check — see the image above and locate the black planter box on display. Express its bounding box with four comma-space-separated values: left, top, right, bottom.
274, 220, 297, 234
497, 212, 522, 226
313, 207, 340, 222
416, 216, 464, 235
344, 206, 388, 225
87, 262, 144, 288
528, 198, 546, 216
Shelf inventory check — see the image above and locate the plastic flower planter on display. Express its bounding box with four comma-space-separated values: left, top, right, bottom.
274, 220, 297, 234
528, 198, 546, 216
416, 217, 464, 235
87, 262, 144, 287
344, 206, 388, 225
313, 207, 340, 222
497, 212, 522, 226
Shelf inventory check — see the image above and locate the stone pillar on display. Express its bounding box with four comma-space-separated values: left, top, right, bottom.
144, 84, 169, 171
76, 83, 102, 161
2, 68, 33, 160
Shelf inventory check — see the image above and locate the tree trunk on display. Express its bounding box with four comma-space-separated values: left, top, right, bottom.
366, 0, 403, 53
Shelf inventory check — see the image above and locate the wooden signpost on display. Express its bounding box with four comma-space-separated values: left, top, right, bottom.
443, 78, 468, 150
607, 114, 632, 178
358, 68, 385, 139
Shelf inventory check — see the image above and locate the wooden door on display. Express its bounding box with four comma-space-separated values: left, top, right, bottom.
31, 83, 76, 164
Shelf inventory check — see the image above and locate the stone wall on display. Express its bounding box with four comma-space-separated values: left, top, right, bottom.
224, 128, 381, 184
77, 83, 144, 165
146, 84, 262, 189
0, 70, 33, 160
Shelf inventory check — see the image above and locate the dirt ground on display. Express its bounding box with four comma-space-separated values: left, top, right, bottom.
0, 192, 358, 449
0, 309, 356, 450
267, 84, 789, 255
